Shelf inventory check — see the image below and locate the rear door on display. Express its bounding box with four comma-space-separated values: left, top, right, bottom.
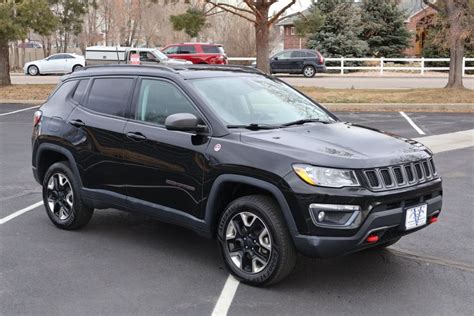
290, 51, 307, 72
122, 77, 210, 218
66, 77, 135, 200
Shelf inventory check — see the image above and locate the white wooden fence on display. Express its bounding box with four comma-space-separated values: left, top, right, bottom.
227, 57, 474, 75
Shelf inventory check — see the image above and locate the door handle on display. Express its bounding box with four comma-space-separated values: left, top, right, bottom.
68, 119, 85, 127
126, 131, 147, 141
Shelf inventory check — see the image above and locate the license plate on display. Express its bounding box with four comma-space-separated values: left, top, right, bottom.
405, 204, 427, 230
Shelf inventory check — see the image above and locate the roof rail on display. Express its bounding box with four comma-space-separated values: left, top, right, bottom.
177, 64, 266, 75
81, 64, 179, 73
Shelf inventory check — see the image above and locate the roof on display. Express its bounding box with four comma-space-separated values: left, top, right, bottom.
64, 64, 265, 81
276, 9, 310, 26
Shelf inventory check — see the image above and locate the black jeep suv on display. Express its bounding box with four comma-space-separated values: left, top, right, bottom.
32, 65, 442, 286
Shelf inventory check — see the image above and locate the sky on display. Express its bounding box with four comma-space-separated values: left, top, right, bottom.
271, 0, 312, 15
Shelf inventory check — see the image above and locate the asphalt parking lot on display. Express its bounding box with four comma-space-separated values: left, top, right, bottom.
1, 104, 473, 315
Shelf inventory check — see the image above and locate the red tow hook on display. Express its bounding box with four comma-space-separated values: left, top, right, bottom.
366, 234, 379, 243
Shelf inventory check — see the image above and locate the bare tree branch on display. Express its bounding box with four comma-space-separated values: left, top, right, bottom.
268, 0, 296, 25
243, 0, 263, 19
205, 1, 256, 23
422, 0, 442, 12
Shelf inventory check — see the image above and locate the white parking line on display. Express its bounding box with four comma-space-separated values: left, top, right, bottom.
0, 201, 43, 225
399, 111, 425, 135
0, 105, 40, 117
211, 274, 240, 316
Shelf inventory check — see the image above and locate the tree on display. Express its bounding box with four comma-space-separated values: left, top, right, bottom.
205, 0, 297, 73
49, 0, 88, 53
361, 0, 410, 57
293, 6, 324, 38
422, 0, 473, 88
170, 8, 207, 38
307, 0, 368, 57
0, 0, 56, 86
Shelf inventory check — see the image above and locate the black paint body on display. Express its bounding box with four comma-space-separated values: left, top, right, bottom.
32, 65, 442, 258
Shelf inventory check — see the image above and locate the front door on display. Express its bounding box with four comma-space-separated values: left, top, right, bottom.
122, 78, 210, 218
270, 51, 293, 72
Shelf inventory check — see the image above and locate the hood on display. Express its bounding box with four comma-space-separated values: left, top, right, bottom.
240, 122, 431, 169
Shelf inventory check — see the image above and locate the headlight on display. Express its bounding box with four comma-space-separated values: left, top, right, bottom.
292, 164, 359, 188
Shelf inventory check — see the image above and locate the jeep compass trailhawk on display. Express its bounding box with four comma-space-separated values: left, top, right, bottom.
32, 65, 442, 286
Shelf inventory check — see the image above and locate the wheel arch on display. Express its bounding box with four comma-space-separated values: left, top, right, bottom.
204, 174, 298, 238
35, 143, 82, 186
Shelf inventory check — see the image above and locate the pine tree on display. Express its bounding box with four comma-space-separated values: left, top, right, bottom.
307, 0, 368, 57
361, 0, 411, 57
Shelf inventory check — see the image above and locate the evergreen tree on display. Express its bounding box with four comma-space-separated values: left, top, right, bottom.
307, 0, 368, 57
361, 0, 411, 57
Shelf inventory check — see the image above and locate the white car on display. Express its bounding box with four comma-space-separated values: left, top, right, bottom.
24, 53, 85, 76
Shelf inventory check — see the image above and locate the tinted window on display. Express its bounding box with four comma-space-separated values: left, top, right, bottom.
48, 81, 77, 102
135, 79, 198, 125
305, 52, 317, 58
177, 45, 196, 54
275, 51, 292, 59
291, 51, 306, 58
163, 46, 178, 54
71, 79, 88, 103
85, 78, 134, 117
202, 46, 220, 54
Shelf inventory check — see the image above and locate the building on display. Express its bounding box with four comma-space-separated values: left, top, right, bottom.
276, 9, 310, 50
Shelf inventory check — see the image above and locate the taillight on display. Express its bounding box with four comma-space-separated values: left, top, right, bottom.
33, 110, 42, 127
316, 51, 324, 64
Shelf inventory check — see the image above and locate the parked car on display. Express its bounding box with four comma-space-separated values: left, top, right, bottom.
252, 49, 326, 77
161, 43, 227, 64
85, 46, 191, 66
24, 53, 85, 76
32, 64, 442, 286
18, 41, 43, 49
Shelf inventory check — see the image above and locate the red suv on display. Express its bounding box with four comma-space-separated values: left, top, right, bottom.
161, 43, 228, 65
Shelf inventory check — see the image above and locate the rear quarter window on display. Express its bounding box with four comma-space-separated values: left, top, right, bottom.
202, 46, 221, 54
47, 80, 77, 103
84, 78, 134, 117
71, 79, 89, 104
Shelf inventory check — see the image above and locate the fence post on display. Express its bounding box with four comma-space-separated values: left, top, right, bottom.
380, 57, 384, 75
340, 57, 344, 75
421, 57, 425, 75
462, 56, 466, 76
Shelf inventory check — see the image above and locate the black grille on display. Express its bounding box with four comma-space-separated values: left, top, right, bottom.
423, 161, 431, 177
393, 167, 404, 184
365, 171, 379, 187
380, 169, 393, 186
430, 158, 436, 174
405, 165, 414, 182
362, 158, 437, 191
415, 163, 423, 179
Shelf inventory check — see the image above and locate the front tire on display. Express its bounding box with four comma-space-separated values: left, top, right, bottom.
302, 65, 316, 78
218, 195, 296, 286
28, 65, 39, 76
42, 162, 93, 230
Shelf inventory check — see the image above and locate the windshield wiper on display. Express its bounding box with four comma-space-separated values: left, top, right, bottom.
226, 123, 279, 130
280, 118, 327, 127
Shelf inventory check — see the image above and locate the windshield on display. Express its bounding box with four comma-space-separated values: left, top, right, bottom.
152, 49, 168, 60
189, 76, 334, 126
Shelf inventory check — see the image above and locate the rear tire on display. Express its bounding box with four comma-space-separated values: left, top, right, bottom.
302, 65, 316, 78
72, 64, 83, 72
42, 162, 93, 230
28, 65, 39, 76
217, 195, 296, 286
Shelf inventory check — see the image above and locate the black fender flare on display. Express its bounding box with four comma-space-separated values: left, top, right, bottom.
204, 174, 298, 237
35, 143, 83, 186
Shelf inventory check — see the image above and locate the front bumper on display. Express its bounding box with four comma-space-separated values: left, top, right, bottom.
286, 177, 442, 258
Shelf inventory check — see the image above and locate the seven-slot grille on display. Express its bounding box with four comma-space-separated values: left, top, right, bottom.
362, 158, 437, 191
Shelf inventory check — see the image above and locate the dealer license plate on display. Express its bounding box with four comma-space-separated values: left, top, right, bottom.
405, 204, 427, 230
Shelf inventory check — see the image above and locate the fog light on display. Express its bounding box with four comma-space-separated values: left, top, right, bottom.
317, 211, 325, 222
366, 234, 379, 243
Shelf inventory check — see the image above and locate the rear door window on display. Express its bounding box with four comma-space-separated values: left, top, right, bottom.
177, 45, 196, 54
84, 78, 134, 117
71, 79, 88, 104
291, 51, 306, 58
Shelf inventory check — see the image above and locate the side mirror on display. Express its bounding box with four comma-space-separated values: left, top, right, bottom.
165, 113, 207, 133
273, 57, 278, 61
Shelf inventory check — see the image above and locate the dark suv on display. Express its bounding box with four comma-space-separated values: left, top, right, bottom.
32, 65, 442, 286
